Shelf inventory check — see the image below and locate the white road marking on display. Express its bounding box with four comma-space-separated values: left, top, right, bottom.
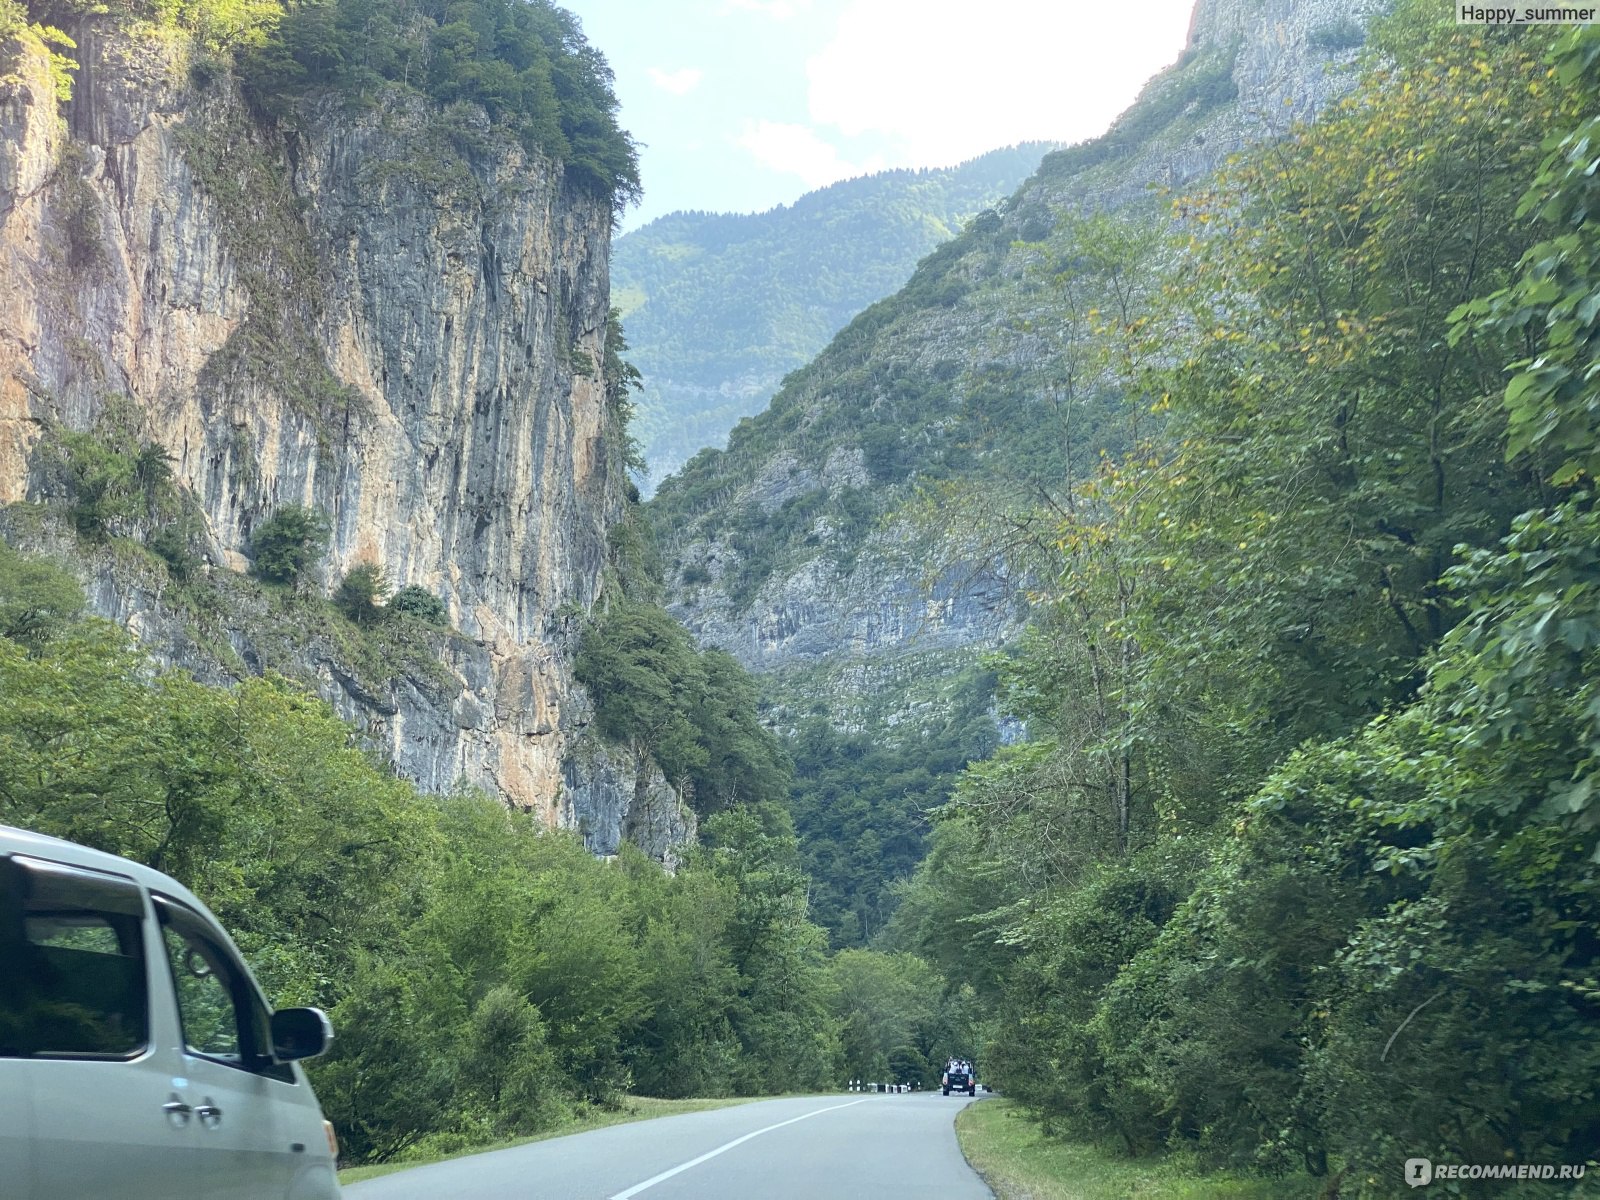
607, 1098, 873, 1199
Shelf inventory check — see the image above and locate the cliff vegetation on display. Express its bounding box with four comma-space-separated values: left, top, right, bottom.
5, 0, 638, 202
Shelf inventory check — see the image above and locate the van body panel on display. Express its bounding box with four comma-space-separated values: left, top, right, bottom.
23, 1051, 215, 1200
0, 1056, 35, 1195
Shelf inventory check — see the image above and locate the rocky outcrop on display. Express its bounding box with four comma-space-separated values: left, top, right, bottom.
0, 23, 690, 857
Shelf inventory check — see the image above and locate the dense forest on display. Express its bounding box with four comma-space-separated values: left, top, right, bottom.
880, 6, 1600, 1191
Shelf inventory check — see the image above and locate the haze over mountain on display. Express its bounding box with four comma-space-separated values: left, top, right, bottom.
612, 144, 1054, 494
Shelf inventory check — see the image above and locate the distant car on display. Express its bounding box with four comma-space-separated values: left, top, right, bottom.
942, 1060, 976, 1096
0, 824, 341, 1199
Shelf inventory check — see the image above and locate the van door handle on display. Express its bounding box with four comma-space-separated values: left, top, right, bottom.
162, 1096, 192, 1125
195, 1101, 223, 1126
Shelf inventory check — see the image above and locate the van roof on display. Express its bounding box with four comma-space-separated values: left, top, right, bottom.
0, 822, 212, 915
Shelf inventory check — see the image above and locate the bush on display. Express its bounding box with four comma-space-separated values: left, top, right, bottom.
390, 584, 448, 626
334, 563, 389, 625
146, 524, 200, 581
250, 504, 330, 586
1309, 18, 1365, 52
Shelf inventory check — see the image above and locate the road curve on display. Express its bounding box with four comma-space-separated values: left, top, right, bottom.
344, 1092, 992, 1200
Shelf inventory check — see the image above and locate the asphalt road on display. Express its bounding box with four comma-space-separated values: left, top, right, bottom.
344, 1092, 993, 1200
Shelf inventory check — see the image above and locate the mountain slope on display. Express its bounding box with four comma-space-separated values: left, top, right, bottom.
613, 144, 1054, 493
646, 0, 1391, 941
654, 0, 1388, 680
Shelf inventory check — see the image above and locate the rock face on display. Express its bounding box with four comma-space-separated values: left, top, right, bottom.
0, 23, 692, 856
653, 0, 1390, 718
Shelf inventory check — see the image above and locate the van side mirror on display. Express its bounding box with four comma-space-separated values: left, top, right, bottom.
270, 1007, 333, 1063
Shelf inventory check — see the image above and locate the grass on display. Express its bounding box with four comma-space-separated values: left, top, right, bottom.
338, 1095, 765, 1186
956, 1099, 1327, 1200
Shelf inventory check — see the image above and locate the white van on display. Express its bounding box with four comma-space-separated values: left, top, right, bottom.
0, 824, 342, 1199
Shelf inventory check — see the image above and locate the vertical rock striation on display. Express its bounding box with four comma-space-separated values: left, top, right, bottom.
0, 22, 690, 855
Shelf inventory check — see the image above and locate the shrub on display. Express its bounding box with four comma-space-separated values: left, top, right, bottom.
334, 563, 389, 625
146, 524, 200, 581
250, 504, 330, 585
1309, 18, 1365, 52
390, 584, 448, 626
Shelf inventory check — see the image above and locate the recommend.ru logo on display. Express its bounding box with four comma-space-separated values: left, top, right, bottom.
1405, 1157, 1588, 1186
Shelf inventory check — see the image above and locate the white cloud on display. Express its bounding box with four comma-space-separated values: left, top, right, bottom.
733, 119, 883, 188
720, 0, 811, 18
647, 66, 705, 96
806, 0, 1196, 165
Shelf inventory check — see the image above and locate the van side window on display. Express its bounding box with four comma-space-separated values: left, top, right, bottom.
0, 854, 150, 1060
154, 896, 288, 1081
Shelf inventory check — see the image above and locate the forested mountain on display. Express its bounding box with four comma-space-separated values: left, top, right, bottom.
612, 144, 1053, 493
650, 0, 1391, 946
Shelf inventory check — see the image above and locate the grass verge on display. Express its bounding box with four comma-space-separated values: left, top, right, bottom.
955, 1098, 1326, 1199
338, 1095, 763, 1186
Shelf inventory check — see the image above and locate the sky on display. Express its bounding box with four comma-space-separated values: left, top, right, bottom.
561, 0, 1201, 232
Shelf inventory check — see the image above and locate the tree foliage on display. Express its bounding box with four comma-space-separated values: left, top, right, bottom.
888, 8, 1600, 1192
241, 0, 638, 205
0, 559, 861, 1163
389, 583, 448, 625
250, 503, 331, 585
576, 600, 790, 816
333, 561, 388, 624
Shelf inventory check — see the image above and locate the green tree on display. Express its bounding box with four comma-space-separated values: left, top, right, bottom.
389, 584, 449, 625
576, 600, 707, 793
620, 847, 742, 1097
250, 504, 331, 587
704, 805, 837, 1093
334, 562, 389, 624
577, 601, 792, 817
825, 949, 942, 1085
690, 649, 789, 813
0, 540, 83, 646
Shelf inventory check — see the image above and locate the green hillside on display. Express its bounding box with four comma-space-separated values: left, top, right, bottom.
613, 143, 1054, 493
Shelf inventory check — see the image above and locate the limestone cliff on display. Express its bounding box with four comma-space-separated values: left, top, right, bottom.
0, 21, 691, 857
